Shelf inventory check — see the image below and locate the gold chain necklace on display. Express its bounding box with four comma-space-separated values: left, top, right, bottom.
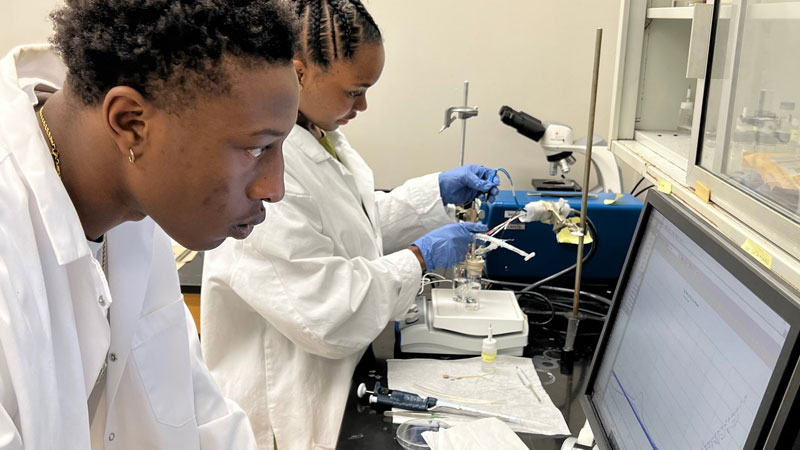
38, 106, 61, 177
38, 104, 107, 271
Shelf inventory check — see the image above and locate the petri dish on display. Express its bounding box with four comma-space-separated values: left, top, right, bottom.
396, 418, 451, 450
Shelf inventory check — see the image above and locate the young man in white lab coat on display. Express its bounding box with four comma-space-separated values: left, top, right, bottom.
0, 1, 300, 448
200, 1, 499, 449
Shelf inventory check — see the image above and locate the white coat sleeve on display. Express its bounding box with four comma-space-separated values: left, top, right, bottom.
374, 172, 455, 254
0, 410, 22, 450
221, 191, 422, 360
0, 203, 22, 450
0, 338, 23, 450
183, 304, 257, 450
0, 282, 23, 450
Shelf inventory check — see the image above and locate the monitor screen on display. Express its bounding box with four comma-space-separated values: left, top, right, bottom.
582, 192, 800, 450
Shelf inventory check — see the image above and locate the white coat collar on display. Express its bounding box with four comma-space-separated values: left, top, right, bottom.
0, 45, 90, 266
105, 218, 155, 402
289, 124, 335, 164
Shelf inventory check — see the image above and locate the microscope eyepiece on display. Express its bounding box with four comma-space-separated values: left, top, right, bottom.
499, 105, 547, 142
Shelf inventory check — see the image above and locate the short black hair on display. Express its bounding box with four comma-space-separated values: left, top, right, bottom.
50, 0, 300, 108
290, 0, 381, 70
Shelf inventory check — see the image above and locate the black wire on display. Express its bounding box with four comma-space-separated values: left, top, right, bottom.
630, 176, 645, 194
483, 279, 612, 306
633, 185, 655, 198
494, 286, 608, 324
548, 295, 608, 317
537, 285, 611, 305
516, 291, 556, 325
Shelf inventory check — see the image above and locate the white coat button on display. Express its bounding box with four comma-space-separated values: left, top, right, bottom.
108, 433, 115, 441
109, 353, 117, 362
98, 295, 106, 307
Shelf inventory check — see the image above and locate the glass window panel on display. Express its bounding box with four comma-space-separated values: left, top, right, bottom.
700, 0, 800, 221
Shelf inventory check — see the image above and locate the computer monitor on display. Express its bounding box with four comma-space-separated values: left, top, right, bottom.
581, 191, 800, 450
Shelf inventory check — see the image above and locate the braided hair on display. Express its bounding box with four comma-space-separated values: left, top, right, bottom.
290, 0, 381, 69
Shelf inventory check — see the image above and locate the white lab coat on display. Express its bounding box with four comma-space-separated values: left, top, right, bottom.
201, 125, 454, 449
0, 45, 257, 449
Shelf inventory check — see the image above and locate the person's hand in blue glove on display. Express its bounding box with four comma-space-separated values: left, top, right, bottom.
439, 164, 500, 205
409, 222, 488, 271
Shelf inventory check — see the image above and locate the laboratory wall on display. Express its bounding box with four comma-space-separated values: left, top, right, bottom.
0, 0, 62, 55
1, 0, 637, 193
346, 0, 637, 192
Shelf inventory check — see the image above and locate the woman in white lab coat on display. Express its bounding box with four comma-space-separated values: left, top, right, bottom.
200, 1, 499, 449
0, 1, 301, 449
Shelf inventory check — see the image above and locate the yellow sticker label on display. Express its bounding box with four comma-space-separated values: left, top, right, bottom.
742, 238, 773, 269
695, 181, 711, 203
603, 193, 624, 205
481, 353, 497, 363
657, 179, 672, 194
556, 217, 595, 245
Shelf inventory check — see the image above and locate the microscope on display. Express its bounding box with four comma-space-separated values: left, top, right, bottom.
499, 106, 622, 193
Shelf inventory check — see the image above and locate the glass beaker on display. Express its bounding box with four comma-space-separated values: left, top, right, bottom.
452, 263, 467, 303
462, 257, 484, 311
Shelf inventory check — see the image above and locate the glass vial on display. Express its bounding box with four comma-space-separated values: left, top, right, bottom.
777, 102, 795, 151
463, 257, 484, 311
452, 237, 477, 303
677, 88, 694, 133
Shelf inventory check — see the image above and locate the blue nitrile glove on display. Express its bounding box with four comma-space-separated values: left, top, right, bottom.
412, 222, 488, 271
439, 164, 501, 205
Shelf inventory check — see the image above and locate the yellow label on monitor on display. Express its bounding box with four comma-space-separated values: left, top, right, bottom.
556, 217, 594, 245
695, 181, 711, 203
742, 238, 773, 269
481, 353, 497, 363
603, 193, 624, 205
657, 179, 672, 194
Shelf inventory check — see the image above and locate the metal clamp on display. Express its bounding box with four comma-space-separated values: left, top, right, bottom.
439, 106, 479, 133
439, 81, 479, 166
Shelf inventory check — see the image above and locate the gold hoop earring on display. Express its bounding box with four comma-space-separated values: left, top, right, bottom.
128, 148, 136, 164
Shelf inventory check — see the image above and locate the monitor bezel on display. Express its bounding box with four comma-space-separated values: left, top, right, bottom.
580, 191, 800, 450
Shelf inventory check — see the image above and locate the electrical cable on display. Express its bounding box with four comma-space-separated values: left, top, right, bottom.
423, 272, 448, 281
537, 285, 611, 305
494, 167, 519, 207
630, 176, 645, 194
496, 286, 607, 324
487, 210, 525, 237
515, 290, 556, 325
483, 278, 610, 307
547, 299, 607, 318
633, 185, 655, 198
418, 278, 453, 295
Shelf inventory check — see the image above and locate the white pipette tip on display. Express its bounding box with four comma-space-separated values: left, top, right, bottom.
516, 366, 541, 403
